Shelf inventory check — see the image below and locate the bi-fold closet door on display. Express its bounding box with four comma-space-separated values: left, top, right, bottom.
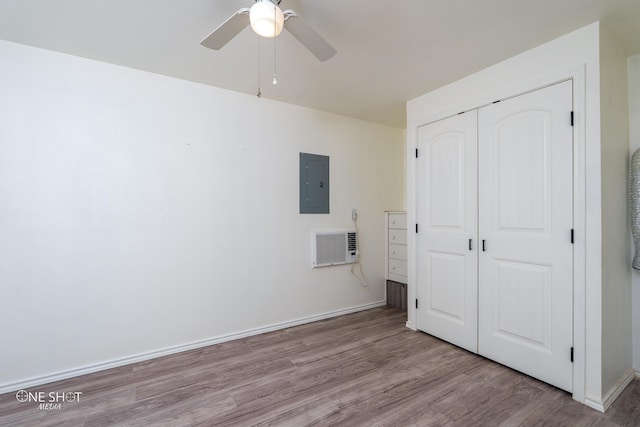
416, 81, 574, 392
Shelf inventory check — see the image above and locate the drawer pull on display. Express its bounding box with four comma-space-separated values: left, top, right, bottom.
391, 235, 396, 240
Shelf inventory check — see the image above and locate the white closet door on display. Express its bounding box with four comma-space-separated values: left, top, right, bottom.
477, 81, 573, 392
416, 111, 478, 353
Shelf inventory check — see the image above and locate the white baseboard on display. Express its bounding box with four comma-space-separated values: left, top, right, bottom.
583, 396, 606, 413
0, 300, 386, 395
584, 368, 637, 413
405, 320, 416, 331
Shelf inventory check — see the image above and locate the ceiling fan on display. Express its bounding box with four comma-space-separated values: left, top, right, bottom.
200, 0, 336, 62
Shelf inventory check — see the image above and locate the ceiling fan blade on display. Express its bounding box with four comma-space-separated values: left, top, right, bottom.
200, 8, 250, 50
283, 11, 336, 62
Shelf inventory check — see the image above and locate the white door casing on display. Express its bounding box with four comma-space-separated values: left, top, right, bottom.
477, 80, 574, 392
416, 111, 478, 353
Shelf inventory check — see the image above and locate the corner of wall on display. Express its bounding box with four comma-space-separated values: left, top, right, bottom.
599, 23, 633, 400
628, 53, 640, 374
0, 40, 406, 389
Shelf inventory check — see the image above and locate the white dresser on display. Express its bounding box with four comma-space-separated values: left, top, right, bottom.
385, 211, 407, 310
385, 211, 407, 284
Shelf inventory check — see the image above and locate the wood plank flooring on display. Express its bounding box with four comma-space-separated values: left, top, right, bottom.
1, 307, 638, 426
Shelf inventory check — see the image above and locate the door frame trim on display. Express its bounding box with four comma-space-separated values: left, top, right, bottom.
406, 65, 587, 404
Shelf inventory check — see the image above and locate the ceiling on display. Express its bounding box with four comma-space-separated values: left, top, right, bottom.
1, 0, 639, 128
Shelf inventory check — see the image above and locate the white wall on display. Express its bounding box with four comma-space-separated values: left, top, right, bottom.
599, 26, 632, 398
629, 53, 640, 374
406, 23, 604, 405
0, 40, 405, 391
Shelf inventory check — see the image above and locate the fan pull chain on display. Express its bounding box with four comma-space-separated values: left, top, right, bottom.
272, 45, 277, 86
256, 35, 262, 97
273, 3, 278, 85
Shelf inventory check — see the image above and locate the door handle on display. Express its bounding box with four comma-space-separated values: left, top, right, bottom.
469, 239, 472, 251
482, 240, 486, 252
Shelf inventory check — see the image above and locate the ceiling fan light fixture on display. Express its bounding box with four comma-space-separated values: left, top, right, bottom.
249, 0, 284, 38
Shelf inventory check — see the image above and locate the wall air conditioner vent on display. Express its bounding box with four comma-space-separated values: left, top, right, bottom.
312, 229, 357, 268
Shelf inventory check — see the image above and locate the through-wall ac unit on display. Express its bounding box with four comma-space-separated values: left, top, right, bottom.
311, 229, 357, 268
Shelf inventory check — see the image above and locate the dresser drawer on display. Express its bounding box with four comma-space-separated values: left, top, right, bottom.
388, 213, 407, 229
388, 259, 407, 277
388, 229, 407, 245
388, 244, 407, 260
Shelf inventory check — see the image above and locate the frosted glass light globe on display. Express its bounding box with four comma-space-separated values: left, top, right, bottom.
249, 1, 284, 38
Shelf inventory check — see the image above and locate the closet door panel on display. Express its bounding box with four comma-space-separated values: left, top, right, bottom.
416, 111, 478, 353
495, 113, 549, 231
478, 80, 573, 392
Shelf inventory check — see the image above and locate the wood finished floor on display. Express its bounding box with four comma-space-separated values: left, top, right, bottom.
1, 307, 639, 426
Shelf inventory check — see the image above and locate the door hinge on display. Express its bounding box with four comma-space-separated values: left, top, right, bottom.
415, 148, 419, 158
571, 111, 574, 127
571, 229, 574, 244
570, 347, 574, 363
415, 224, 419, 233
415, 299, 419, 309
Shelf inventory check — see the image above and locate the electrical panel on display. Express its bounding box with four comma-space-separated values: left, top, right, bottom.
300, 152, 329, 214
